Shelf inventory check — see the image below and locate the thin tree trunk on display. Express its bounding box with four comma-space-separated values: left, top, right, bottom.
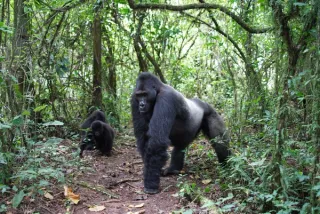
310, 2, 320, 210
105, 29, 120, 124
105, 32, 116, 97
92, 10, 102, 108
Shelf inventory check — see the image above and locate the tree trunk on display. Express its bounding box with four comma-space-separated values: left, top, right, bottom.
92, 10, 102, 108
105, 30, 119, 124
310, 2, 320, 209
9, 0, 30, 115
105, 33, 116, 98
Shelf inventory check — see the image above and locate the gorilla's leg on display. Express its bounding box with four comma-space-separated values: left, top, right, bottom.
143, 137, 169, 194
202, 113, 231, 163
162, 147, 186, 176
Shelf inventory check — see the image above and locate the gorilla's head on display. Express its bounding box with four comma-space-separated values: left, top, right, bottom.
91, 121, 103, 137
134, 72, 162, 113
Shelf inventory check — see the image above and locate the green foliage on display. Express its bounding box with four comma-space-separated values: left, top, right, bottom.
0, 21, 13, 33
12, 190, 25, 208
4, 137, 80, 208
42, 120, 64, 126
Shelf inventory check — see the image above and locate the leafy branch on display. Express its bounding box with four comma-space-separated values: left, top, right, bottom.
127, 0, 272, 34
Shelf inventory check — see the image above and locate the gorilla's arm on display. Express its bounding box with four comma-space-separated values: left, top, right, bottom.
143, 90, 178, 193
131, 95, 150, 157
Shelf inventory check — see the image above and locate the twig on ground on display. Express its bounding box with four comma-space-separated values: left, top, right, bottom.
100, 199, 122, 203
76, 181, 119, 199
162, 185, 174, 192
125, 182, 140, 189
112, 147, 122, 153
132, 160, 143, 165
110, 178, 140, 187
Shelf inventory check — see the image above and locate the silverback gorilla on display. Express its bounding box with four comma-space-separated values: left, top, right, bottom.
131, 72, 231, 194
80, 110, 114, 157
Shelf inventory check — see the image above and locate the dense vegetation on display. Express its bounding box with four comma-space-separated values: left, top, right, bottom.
0, 0, 319, 213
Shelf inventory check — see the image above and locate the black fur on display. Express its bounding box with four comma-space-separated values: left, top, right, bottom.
131, 72, 231, 194
91, 121, 115, 156
79, 110, 106, 157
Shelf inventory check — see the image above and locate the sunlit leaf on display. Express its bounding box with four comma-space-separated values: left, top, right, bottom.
34, 105, 47, 112
44, 192, 54, 200
128, 203, 144, 208
21, 110, 31, 116
64, 185, 80, 204
42, 121, 64, 126
249, 158, 266, 166
88, 205, 106, 211
201, 179, 212, 185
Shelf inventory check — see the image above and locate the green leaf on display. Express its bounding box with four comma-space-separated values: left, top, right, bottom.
0, 153, 7, 164
293, 2, 307, 6
182, 209, 193, 214
12, 190, 25, 208
312, 184, 320, 191
0, 204, 7, 212
42, 121, 64, 126
0, 123, 11, 130
39, 180, 50, 187
249, 158, 266, 166
12, 115, 23, 126
221, 204, 235, 211
34, 105, 47, 112
300, 203, 311, 214
21, 110, 31, 116
45, 138, 63, 144
119, 7, 130, 15
114, 0, 127, 4
201, 200, 215, 208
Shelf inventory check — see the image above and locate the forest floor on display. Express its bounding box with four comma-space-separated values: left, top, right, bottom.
7, 133, 226, 214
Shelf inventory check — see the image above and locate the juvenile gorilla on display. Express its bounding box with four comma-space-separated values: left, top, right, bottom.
90, 121, 115, 156
131, 72, 231, 194
79, 110, 106, 157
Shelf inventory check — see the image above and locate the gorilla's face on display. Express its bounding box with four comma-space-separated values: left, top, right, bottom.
135, 87, 157, 114
91, 121, 103, 137
134, 72, 161, 114
135, 89, 157, 113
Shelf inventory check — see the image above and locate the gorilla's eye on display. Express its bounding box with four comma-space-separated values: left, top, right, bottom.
152, 85, 156, 89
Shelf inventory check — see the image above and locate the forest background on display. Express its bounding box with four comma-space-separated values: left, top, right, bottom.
0, 0, 319, 213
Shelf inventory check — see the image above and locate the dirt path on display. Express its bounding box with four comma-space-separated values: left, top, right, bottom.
71, 145, 181, 214
12, 137, 187, 214
8, 136, 224, 214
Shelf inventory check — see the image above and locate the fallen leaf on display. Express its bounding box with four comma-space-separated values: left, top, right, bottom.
44, 192, 54, 200
127, 210, 145, 214
89, 205, 106, 212
202, 179, 212, 185
64, 185, 80, 204
128, 203, 144, 208
135, 203, 144, 208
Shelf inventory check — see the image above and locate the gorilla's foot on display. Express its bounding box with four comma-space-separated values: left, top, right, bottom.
144, 188, 159, 194
161, 167, 181, 176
